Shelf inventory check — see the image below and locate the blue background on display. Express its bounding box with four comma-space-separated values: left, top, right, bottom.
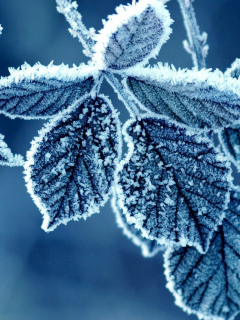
0, 0, 239, 319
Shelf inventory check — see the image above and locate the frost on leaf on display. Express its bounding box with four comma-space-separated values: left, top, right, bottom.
0, 62, 99, 119
164, 187, 240, 320
125, 65, 240, 130
0, 134, 24, 167
112, 190, 164, 258
116, 117, 231, 253
24, 94, 121, 231
219, 124, 240, 170
92, 0, 172, 71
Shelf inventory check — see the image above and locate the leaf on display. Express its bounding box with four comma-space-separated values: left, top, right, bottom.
0, 62, 100, 119
164, 187, 240, 320
125, 65, 240, 130
219, 124, 240, 170
0, 134, 24, 167
112, 190, 164, 258
116, 116, 231, 253
24, 93, 121, 231
92, 0, 172, 71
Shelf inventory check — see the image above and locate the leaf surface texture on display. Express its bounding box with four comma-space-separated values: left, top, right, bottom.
0, 63, 99, 119
165, 187, 240, 320
116, 117, 231, 253
25, 94, 121, 231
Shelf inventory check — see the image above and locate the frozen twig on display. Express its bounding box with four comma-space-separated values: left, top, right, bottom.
56, 0, 95, 57
177, 0, 208, 69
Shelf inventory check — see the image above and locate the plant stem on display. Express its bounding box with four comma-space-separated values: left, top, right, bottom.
56, 0, 140, 117
177, 0, 207, 69
104, 72, 140, 117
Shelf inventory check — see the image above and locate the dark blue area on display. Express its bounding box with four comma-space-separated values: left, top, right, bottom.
0, 0, 239, 319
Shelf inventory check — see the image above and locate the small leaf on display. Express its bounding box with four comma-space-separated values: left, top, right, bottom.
0, 62, 99, 119
164, 187, 240, 320
116, 117, 231, 253
93, 0, 172, 71
125, 65, 240, 130
219, 124, 240, 170
24, 94, 121, 231
112, 190, 164, 258
0, 134, 24, 167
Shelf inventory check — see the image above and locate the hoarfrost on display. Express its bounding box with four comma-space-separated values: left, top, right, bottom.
24, 94, 121, 231
164, 186, 240, 320
92, 0, 173, 71
0, 62, 100, 119
125, 65, 240, 130
116, 116, 231, 253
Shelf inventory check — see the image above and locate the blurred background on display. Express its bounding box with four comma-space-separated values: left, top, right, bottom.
0, 0, 239, 319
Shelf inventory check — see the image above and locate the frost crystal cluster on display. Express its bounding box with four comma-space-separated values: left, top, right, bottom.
2, 0, 240, 319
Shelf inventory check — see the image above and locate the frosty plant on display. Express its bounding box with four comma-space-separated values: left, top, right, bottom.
2, 0, 240, 319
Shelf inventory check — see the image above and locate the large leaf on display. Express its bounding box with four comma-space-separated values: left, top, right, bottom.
116, 116, 231, 253
125, 65, 240, 130
0, 62, 99, 119
219, 124, 240, 170
25, 94, 121, 231
112, 190, 163, 258
0, 134, 24, 167
92, 0, 172, 71
164, 187, 240, 320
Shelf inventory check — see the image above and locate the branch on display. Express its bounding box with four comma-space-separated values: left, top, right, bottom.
177, 0, 208, 69
56, 0, 95, 57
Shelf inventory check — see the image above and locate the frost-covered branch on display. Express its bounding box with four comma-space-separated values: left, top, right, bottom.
56, 0, 95, 57
0, 25, 3, 35
177, 0, 208, 69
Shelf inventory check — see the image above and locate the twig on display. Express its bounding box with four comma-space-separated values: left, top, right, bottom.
177, 0, 208, 69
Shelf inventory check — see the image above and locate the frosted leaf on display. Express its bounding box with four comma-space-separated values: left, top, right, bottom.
112, 190, 164, 258
164, 187, 240, 320
125, 65, 240, 130
0, 62, 100, 119
116, 116, 231, 253
219, 125, 240, 170
0, 134, 24, 167
92, 0, 172, 71
24, 94, 121, 231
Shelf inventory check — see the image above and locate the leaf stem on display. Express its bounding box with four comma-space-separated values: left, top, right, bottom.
56, 0, 140, 117
104, 72, 140, 118
177, 0, 208, 69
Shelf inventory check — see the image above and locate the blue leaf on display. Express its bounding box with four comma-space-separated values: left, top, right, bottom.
112, 190, 164, 258
24, 94, 121, 231
0, 134, 24, 167
164, 187, 240, 320
93, 0, 172, 71
0, 62, 100, 119
125, 65, 240, 130
116, 116, 231, 253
